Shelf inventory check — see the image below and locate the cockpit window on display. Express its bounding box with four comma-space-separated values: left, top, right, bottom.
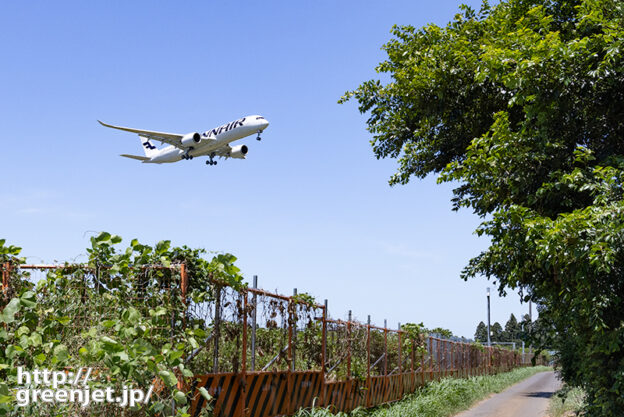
255, 116, 265, 120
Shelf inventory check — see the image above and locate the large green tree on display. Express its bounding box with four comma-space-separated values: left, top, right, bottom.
341, 0, 624, 414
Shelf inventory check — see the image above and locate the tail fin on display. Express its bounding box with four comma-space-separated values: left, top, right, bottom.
139, 135, 159, 157
121, 154, 149, 162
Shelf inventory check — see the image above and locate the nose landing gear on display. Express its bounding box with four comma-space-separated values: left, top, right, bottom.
256, 129, 262, 141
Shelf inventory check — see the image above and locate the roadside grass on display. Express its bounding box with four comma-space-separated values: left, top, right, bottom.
548, 386, 585, 417
293, 366, 552, 417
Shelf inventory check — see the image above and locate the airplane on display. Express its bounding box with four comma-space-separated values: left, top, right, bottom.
98, 115, 269, 166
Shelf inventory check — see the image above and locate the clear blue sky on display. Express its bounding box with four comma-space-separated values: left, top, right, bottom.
0, 1, 532, 338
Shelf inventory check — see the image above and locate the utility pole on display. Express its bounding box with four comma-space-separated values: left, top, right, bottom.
528, 300, 533, 356
487, 287, 491, 347
521, 323, 525, 364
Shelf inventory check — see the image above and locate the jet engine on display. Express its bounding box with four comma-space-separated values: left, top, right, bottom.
230, 144, 248, 159
181, 132, 201, 147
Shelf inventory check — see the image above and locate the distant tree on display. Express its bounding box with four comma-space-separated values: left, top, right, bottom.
503, 314, 520, 343
519, 314, 531, 341
426, 327, 453, 339
491, 322, 503, 342
474, 321, 488, 343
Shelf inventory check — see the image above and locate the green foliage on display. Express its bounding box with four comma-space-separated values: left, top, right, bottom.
342, 0, 624, 414
292, 292, 317, 306
0, 239, 22, 261
424, 327, 453, 339
502, 314, 520, 343
0, 233, 240, 416
490, 322, 503, 342
549, 386, 586, 417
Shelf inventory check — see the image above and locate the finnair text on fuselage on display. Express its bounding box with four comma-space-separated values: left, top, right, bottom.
204, 117, 247, 138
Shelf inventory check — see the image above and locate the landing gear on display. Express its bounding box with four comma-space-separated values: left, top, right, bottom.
182, 147, 194, 160
256, 129, 262, 141
206, 152, 217, 166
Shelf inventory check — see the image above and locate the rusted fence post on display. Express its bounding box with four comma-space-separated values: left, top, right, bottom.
292, 288, 297, 372
383, 319, 388, 376
180, 264, 188, 331
366, 315, 371, 408
347, 310, 352, 409
450, 341, 454, 377
347, 310, 352, 379
287, 295, 294, 414
321, 300, 328, 407
213, 285, 222, 373
180, 263, 188, 305
411, 333, 415, 375
436, 338, 441, 380
428, 337, 433, 382
240, 290, 248, 417
421, 342, 425, 386
443, 340, 447, 377
398, 323, 402, 375
1, 262, 9, 303
251, 275, 258, 371
398, 323, 403, 397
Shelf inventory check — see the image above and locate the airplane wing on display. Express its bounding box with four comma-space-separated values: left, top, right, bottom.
98, 120, 185, 149
213, 145, 232, 157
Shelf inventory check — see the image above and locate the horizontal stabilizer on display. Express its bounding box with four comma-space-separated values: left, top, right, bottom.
120, 154, 149, 161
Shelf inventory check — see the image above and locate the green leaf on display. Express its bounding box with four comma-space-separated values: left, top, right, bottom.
28, 332, 42, 347
122, 307, 140, 323
173, 390, 187, 405
95, 232, 111, 242
150, 307, 167, 317
0, 299, 21, 324
158, 370, 178, 388
198, 386, 212, 402
34, 353, 46, 365
169, 350, 184, 361
53, 344, 69, 362
19, 291, 36, 308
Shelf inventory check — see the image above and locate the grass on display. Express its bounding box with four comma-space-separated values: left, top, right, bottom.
292, 366, 552, 417
548, 386, 585, 417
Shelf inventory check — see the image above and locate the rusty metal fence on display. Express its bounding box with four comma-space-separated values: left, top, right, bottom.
1, 263, 543, 417
183, 276, 540, 417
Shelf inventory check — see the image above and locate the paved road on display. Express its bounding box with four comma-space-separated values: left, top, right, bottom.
454, 371, 561, 417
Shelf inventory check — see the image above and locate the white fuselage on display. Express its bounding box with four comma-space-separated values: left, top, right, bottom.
148, 115, 269, 163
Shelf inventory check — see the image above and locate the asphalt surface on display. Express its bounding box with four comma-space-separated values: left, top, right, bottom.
454, 371, 561, 417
